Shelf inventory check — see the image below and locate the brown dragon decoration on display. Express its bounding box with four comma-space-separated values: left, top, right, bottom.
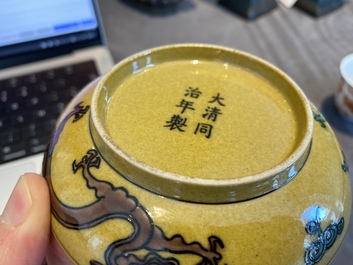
43, 102, 224, 265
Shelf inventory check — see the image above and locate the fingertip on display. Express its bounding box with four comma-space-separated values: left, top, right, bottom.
0, 173, 51, 265
24, 173, 51, 261
1, 174, 33, 227
23, 172, 50, 210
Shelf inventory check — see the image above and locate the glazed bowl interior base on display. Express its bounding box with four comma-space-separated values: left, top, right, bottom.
90, 44, 313, 203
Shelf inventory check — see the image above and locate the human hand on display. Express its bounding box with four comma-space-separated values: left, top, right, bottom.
0, 173, 74, 265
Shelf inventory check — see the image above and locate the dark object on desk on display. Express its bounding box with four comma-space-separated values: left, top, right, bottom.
218, 0, 277, 20
321, 95, 353, 136
295, 0, 344, 17
128, 0, 182, 13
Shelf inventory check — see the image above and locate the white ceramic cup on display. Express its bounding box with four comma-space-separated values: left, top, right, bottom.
335, 53, 353, 122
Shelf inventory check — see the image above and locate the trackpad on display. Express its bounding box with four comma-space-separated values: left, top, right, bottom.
0, 159, 41, 214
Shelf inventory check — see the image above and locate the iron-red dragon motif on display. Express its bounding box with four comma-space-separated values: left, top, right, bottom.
43, 102, 224, 265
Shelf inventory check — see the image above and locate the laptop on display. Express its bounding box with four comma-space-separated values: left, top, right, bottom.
0, 0, 115, 213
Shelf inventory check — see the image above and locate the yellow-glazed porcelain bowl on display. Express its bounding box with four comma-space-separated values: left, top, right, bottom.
43, 44, 351, 265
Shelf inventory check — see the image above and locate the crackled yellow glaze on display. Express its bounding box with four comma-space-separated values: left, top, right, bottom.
106, 60, 301, 180
44, 44, 351, 265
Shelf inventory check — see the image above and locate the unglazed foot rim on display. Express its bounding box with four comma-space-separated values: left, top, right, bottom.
90, 44, 313, 203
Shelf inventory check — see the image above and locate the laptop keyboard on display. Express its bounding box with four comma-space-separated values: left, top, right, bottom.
0, 60, 98, 165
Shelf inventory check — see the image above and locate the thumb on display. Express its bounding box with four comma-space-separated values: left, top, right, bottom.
0, 173, 50, 265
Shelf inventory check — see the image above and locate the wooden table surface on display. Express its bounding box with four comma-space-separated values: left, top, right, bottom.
98, 1, 353, 263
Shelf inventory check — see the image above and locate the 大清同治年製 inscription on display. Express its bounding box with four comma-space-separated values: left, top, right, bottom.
164, 87, 225, 139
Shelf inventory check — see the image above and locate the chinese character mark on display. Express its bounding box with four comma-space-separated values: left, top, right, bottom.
209, 93, 225, 106
202, 106, 222, 122
176, 99, 195, 113
185, 87, 202, 99
194, 123, 213, 139
164, 115, 187, 132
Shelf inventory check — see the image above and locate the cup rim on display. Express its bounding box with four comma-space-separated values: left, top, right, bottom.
340, 53, 353, 88
90, 43, 314, 203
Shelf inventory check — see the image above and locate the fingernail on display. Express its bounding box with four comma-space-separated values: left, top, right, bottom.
0, 176, 32, 227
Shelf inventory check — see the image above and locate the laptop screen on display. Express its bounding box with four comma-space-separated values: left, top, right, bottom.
0, 0, 103, 68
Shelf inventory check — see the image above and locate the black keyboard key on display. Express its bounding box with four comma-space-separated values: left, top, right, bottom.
28, 136, 49, 154
24, 73, 37, 84
15, 85, 29, 98
6, 102, 20, 112
0, 128, 21, 145
23, 122, 45, 138
63, 65, 74, 75
1, 143, 27, 163
31, 83, 47, 96
1, 88, 15, 103
45, 70, 55, 80
32, 108, 48, 120
11, 114, 24, 125
64, 86, 79, 98
53, 78, 67, 88
0, 117, 10, 130
50, 102, 66, 116
45, 91, 60, 102
45, 119, 58, 133
5, 77, 19, 88
1, 90, 9, 103
26, 96, 40, 107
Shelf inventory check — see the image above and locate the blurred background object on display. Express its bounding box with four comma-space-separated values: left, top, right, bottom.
334, 53, 353, 122
276, 0, 298, 8
126, 0, 183, 14
295, 0, 345, 16
218, 0, 277, 19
